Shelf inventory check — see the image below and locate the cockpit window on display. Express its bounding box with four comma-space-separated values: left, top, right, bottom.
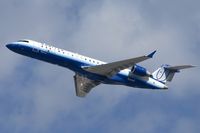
18, 40, 29, 43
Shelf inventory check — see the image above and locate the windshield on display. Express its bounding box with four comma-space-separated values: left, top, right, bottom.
17, 40, 29, 43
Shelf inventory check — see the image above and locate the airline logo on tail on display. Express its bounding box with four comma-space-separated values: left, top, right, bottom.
152, 64, 195, 84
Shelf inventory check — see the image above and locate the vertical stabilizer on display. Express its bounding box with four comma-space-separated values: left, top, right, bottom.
152, 64, 195, 84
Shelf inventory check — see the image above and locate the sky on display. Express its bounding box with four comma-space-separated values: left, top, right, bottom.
0, 0, 200, 133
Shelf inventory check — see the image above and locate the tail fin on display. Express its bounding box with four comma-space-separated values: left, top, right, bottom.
152, 64, 195, 84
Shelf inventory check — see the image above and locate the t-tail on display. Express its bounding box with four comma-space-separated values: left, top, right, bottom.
152, 64, 195, 84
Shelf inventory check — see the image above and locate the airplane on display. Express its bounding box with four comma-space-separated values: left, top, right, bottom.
6, 39, 195, 97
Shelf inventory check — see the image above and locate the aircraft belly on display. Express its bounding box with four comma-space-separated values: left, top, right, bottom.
111, 73, 161, 89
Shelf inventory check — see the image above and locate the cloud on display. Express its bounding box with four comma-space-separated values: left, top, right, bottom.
0, 0, 200, 133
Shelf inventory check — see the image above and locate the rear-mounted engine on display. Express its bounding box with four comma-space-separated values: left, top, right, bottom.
130, 65, 151, 77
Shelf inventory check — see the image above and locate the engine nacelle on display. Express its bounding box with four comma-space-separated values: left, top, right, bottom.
131, 65, 151, 77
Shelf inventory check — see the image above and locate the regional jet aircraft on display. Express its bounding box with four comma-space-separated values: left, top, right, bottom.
6, 40, 195, 97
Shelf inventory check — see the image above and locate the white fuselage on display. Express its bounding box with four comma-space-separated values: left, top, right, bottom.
6, 40, 168, 90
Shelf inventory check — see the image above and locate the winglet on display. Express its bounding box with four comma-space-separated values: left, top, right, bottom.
147, 50, 157, 58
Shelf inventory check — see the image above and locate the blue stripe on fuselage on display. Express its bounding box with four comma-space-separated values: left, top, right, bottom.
15, 44, 161, 90
16, 45, 107, 81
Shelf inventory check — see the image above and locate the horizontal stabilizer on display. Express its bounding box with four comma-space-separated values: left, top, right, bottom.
165, 65, 195, 72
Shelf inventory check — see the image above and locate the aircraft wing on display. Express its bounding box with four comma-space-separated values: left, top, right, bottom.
83, 51, 156, 77
74, 73, 101, 97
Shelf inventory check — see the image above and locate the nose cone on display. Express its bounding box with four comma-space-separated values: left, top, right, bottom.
6, 43, 19, 51
6, 44, 14, 50
6, 43, 20, 53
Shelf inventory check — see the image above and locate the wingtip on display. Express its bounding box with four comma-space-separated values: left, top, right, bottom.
147, 50, 157, 58
189, 65, 197, 68
183, 65, 197, 68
